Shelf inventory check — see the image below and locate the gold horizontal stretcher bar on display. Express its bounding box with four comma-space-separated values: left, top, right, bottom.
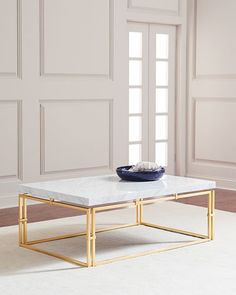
20, 244, 87, 267
25, 223, 138, 245
141, 222, 209, 239
95, 239, 210, 266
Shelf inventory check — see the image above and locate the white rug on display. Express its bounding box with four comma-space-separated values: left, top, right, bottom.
0, 202, 235, 295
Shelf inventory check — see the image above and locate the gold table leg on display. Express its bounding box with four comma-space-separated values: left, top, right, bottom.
211, 190, 215, 240
136, 199, 140, 224
140, 198, 143, 224
86, 209, 91, 267
18, 195, 23, 245
91, 208, 96, 267
18, 194, 27, 245
23, 197, 27, 243
208, 190, 215, 240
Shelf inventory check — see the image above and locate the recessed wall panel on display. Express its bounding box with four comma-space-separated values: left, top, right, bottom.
0, 101, 18, 177
196, 0, 236, 77
41, 100, 112, 173
0, 0, 18, 76
42, 0, 110, 76
128, 0, 179, 14
195, 100, 236, 164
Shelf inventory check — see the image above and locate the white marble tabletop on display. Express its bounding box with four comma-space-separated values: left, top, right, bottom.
18, 174, 216, 207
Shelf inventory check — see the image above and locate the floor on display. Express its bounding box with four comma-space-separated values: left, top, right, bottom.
0, 188, 235, 227
0, 201, 236, 295
177, 188, 236, 211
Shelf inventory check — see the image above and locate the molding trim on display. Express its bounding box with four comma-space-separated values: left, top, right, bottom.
192, 0, 236, 80
0, 0, 22, 79
39, 99, 113, 175
186, 173, 236, 191
0, 194, 18, 209
17, 100, 23, 180
193, 159, 236, 168
192, 97, 236, 166
127, 0, 180, 16
0, 194, 36, 209
0, 100, 23, 180
39, 0, 114, 79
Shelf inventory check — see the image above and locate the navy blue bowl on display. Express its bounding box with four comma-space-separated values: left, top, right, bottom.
116, 165, 165, 182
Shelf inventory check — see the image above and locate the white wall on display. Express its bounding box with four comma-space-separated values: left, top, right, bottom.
187, 0, 236, 189
0, 0, 129, 207
0, 0, 187, 208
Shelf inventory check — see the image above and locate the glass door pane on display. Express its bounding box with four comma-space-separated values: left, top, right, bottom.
128, 27, 144, 165
149, 26, 176, 173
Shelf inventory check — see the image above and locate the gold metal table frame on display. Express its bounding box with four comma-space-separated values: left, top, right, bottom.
18, 190, 215, 267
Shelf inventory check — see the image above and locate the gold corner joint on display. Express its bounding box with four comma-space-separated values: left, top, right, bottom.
49, 198, 55, 204
18, 218, 28, 223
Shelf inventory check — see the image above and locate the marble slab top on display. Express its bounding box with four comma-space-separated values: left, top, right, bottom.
18, 174, 216, 207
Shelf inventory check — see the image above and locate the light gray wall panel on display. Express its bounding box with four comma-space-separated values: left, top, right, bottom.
41, 0, 110, 76
0, 101, 20, 178
128, 0, 179, 14
195, 99, 236, 164
0, 0, 20, 77
40, 100, 112, 174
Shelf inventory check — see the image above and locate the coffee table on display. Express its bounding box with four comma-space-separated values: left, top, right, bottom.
18, 174, 215, 267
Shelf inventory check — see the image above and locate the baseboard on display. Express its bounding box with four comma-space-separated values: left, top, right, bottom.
186, 174, 236, 191
0, 194, 18, 209
0, 194, 35, 209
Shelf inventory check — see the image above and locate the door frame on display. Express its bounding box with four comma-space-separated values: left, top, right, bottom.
128, 22, 176, 173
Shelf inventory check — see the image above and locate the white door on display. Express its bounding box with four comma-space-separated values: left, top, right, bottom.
128, 23, 176, 174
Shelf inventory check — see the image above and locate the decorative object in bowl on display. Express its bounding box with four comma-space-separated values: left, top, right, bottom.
116, 165, 165, 182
